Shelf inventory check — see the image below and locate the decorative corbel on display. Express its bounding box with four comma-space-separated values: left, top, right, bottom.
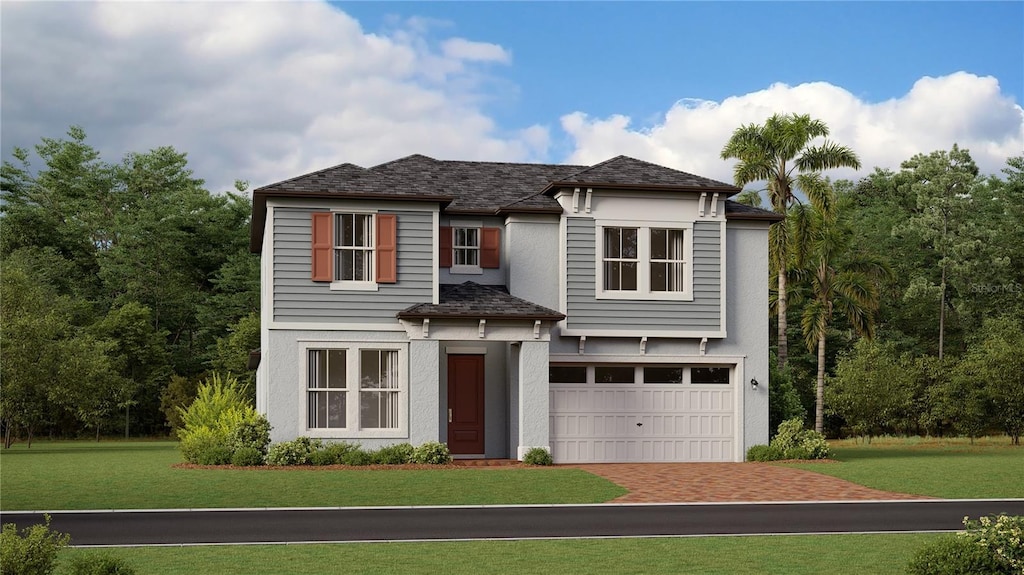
640, 336, 648, 355
533, 320, 541, 339
710, 192, 720, 217
699, 337, 708, 356
698, 192, 707, 217
578, 335, 587, 355
478, 319, 486, 338
572, 187, 580, 213
584, 188, 593, 214
422, 318, 430, 339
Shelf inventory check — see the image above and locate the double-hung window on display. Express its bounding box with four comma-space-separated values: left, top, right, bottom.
335, 213, 373, 283
597, 222, 692, 300
305, 344, 406, 437
439, 223, 500, 273
452, 227, 481, 272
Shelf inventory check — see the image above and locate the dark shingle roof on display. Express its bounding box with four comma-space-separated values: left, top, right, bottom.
724, 201, 785, 222
549, 156, 740, 192
397, 282, 565, 321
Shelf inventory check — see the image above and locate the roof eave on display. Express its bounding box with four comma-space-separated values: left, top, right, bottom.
396, 312, 567, 321
540, 181, 742, 196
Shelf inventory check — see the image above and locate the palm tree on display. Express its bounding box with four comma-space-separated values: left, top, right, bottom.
720, 113, 861, 368
790, 197, 891, 433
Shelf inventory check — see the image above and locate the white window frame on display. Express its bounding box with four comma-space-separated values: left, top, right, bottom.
301, 342, 407, 438
331, 211, 378, 291
449, 220, 483, 275
595, 220, 694, 301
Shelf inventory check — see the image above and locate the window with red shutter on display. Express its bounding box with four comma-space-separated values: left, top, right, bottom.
375, 214, 397, 283
480, 227, 500, 268
311, 212, 333, 282
439, 226, 452, 268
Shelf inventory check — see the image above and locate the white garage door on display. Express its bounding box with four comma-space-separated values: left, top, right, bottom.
549, 364, 735, 463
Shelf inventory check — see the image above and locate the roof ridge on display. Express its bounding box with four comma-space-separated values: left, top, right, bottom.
369, 154, 438, 171
254, 161, 367, 191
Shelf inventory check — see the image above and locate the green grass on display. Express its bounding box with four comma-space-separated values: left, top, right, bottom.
0, 441, 625, 511
783, 436, 1024, 499
60, 533, 938, 575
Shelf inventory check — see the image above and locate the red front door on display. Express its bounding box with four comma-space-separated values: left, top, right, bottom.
447, 354, 485, 455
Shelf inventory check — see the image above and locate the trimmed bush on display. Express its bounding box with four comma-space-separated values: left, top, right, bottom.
307, 449, 337, 466
522, 447, 553, 466
906, 514, 1024, 574
374, 443, 414, 465
228, 412, 271, 458
177, 373, 271, 465
341, 448, 375, 466
771, 417, 831, 460
231, 446, 264, 467
266, 437, 322, 465
65, 554, 138, 575
179, 426, 231, 465
0, 516, 69, 575
746, 444, 784, 462
411, 441, 452, 464
906, 534, 1006, 574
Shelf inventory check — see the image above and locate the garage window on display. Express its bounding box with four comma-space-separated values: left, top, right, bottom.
691, 367, 730, 384
550, 365, 587, 383
644, 366, 683, 384
595, 366, 635, 384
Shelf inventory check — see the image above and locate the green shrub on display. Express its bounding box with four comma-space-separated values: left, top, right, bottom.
65, 554, 138, 575
177, 373, 270, 465
266, 437, 322, 465
231, 446, 264, 467
0, 516, 69, 575
906, 514, 1024, 574
374, 443, 414, 464
307, 450, 338, 466
746, 444, 784, 462
522, 447, 553, 465
341, 448, 375, 466
228, 412, 271, 457
770, 417, 830, 460
411, 441, 452, 464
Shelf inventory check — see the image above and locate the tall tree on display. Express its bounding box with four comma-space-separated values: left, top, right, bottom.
721, 113, 861, 367
893, 145, 978, 359
790, 194, 890, 433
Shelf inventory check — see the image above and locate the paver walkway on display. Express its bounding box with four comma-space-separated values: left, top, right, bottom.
570, 462, 930, 503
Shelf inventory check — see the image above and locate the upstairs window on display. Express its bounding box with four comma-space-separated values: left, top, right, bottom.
311, 212, 397, 288
336, 213, 374, 282
596, 222, 693, 300
440, 225, 501, 273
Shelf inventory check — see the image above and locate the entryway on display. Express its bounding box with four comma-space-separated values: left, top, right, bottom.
447, 354, 485, 455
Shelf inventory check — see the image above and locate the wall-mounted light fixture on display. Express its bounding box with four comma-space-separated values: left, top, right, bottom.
750, 378, 759, 390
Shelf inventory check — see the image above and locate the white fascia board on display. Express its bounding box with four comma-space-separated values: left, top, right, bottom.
558, 327, 727, 339
269, 322, 407, 332
549, 353, 746, 364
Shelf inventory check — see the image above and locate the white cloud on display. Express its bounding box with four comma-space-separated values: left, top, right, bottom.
0, 2, 540, 193
561, 72, 1024, 185
441, 38, 511, 63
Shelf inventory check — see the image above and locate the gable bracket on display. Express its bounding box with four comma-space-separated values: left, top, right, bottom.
578, 335, 586, 355
710, 192, 720, 217
584, 188, 593, 214
640, 336, 648, 355
422, 318, 430, 339
700, 337, 708, 356
478, 319, 487, 338
698, 192, 707, 217
572, 187, 580, 213
533, 320, 541, 339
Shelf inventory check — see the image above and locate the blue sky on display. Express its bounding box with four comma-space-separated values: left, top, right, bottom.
1, 1, 1021, 191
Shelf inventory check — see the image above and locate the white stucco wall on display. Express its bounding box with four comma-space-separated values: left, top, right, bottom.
516, 340, 550, 458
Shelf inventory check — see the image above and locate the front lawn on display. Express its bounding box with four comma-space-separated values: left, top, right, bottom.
783, 436, 1024, 499
59, 533, 937, 575
0, 441, 625, 510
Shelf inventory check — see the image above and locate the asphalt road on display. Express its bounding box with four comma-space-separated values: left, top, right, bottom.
5, 500, 1024, 546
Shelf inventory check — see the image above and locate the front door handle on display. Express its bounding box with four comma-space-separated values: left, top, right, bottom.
448, 408, 453, 423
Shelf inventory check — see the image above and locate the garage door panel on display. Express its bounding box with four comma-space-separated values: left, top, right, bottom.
550, 382, 735, 463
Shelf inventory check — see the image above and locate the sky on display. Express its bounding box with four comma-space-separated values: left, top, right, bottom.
1, 1, 1022, 194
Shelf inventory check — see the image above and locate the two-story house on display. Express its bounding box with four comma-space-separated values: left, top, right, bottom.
249, 154, 782, 463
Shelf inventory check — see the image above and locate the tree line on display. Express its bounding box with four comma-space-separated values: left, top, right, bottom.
725, 114, 1024, 443
1, 127, 259, 445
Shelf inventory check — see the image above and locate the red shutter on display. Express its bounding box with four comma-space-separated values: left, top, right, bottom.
311, 212, 333, 282
481, 227, 500, 269
375, 214, 397, 283
439, 226, 452, 268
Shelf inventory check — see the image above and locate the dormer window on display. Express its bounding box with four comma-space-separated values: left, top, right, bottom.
596, 221, 693, 301
440, 224, 501, 273
452, 226, 481, 274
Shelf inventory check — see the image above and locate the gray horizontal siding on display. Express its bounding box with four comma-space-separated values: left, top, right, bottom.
273, 207, 433, 324
565, 217, 722, 333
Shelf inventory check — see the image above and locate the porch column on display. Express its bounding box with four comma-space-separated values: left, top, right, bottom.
408, 339, 440, 445
517, 340, 550, 459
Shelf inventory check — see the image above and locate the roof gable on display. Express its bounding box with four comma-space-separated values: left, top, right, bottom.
552, 155, 739, 192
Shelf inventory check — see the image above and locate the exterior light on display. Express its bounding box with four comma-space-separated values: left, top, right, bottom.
750, 378, 759, 390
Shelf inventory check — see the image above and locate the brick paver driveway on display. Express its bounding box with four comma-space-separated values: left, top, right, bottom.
571, 462, 929, 503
